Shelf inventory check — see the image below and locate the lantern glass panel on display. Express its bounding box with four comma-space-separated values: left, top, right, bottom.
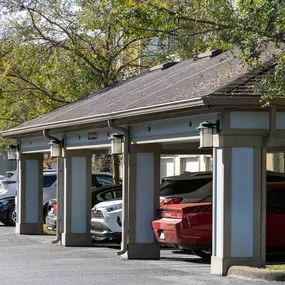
199, 127, 213, 148
50, 143, 62, 158
111, 138, 123, 154
7, 148, 17, 160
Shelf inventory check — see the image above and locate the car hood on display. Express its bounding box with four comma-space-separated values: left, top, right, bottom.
93, 199, 122, 209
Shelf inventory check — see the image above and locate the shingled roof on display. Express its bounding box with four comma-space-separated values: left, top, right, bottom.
2, 49, 277, 137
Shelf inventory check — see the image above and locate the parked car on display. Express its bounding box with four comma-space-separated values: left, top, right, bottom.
15, 171, 114, 221
46, 184, 122, 231
14, 170, 58, 222
91, 171, 285, 242
160, 173, 212, 205
91, 199, 122, 241
90, 172, 212, 241
0, 196, 16, 226
152, 181, 285, 258
0, 171, 17, 198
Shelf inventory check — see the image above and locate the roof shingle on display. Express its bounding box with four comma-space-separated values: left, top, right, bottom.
3, 49, 276, 134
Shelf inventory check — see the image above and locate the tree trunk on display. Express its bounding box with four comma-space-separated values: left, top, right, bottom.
112, 154, 120, 184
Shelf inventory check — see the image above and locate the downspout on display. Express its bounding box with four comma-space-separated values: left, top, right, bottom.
107, 120, 129, 256
52, 157, 62, 245
43, 129, 62, 244
43, 129, 61, 144
264, 105, 276, 147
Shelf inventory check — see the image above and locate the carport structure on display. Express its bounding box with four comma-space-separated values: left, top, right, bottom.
3, 49, 285, 276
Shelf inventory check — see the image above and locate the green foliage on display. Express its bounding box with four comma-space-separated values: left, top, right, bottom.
1, 0, 285, 134
266, 265, 285, 271
93, 154, 112, 173
0, 0, 178, 129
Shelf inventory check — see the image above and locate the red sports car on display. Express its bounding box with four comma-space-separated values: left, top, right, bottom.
152, 182, 285, 258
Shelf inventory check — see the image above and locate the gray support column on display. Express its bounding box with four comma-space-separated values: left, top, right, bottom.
211, 146, 266, 275
61, 150, 92, 246
16, 153, 43, 234
123, 144, 160, 259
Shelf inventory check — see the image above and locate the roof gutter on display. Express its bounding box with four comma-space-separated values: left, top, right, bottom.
1, 97, 204, 138
203, 96, 285, 106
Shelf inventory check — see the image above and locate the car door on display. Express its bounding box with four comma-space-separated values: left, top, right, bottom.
266, 186, 285, 250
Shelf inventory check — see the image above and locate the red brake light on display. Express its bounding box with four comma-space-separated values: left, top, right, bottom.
53, 204, 57, 213
2, 181, 17, 185
160, 197, 182, 205
160, 210, 183, 219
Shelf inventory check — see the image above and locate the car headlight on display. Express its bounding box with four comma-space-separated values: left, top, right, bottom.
106, 204, 122, 212
0, 200, 9, 206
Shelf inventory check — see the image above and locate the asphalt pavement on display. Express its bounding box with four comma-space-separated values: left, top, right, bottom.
0, 224, 281, 285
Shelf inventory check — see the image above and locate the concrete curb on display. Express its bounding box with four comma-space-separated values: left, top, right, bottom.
228, 266, 285, 281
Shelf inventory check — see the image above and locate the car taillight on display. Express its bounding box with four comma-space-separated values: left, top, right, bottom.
160, 210, 183, 219
160, 197, 182, 205
53, 204, 57, 213
2, 181, 17, 185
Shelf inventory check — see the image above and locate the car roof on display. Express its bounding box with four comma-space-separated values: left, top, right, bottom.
43, 172, 57, 176
162, 171, 285, 181
92, 172, 113, 176
5, 171, 16, 174
162, 173, 212, 181
92, 184, 121, 193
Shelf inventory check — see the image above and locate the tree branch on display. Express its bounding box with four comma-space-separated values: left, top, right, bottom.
25, 6, 104, 74
147, 3, 232, 29
6, 72, 70, 104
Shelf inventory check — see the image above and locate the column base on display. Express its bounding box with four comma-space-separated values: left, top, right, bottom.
211, 256, 265, 276
61, 233, 92, 246
120, 243, 160, 260
16, 222, 43, 235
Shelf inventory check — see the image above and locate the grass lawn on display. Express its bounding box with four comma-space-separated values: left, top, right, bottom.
266, 265, 285, 270
43, 224, 56, 235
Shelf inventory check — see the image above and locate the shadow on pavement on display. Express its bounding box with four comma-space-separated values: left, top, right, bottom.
92, 239, 120, 250
161, 255, 210, 264
161, 248, 211, 264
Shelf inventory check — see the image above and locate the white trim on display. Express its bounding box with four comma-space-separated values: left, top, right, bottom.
132, 136, 200, 145
66, 144, 111, 150
21, 149, 50, 154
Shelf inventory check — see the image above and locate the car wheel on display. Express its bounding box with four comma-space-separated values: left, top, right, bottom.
7, 208, 16, 226
191, 249, 211, 259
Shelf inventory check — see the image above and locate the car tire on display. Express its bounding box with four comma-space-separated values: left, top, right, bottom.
191, 249, 211, 259
6, 208, 16, 226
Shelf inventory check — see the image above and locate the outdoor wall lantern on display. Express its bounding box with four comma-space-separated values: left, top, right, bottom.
109, 133, 124, 155
49, 139, 63, 158
197, 120, 220, 148
7, 144, 19, 160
